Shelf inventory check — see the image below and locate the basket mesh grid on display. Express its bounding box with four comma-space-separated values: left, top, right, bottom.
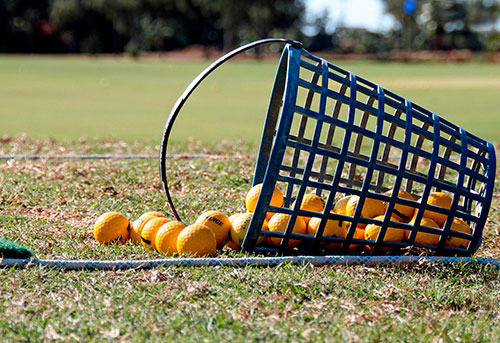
244, 44, 495, 256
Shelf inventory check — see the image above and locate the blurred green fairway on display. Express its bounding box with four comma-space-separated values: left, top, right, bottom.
1, 55, 500, 144
2, 56, 500, 342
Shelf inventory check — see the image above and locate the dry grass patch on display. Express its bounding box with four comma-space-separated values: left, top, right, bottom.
1, 136, 499, 342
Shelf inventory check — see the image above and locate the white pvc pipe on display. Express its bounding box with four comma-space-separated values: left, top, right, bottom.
1, 255, 499, 270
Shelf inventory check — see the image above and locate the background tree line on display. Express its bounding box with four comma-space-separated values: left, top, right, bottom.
0, 0, 304, 54
307, 0, 500, 57
0, 0, 498, 56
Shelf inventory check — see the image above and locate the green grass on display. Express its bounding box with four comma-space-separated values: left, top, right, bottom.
0, 55, 277, 144
2, 263, 499, 342
1, 56, 500, 144
1, 56, 500, 341
1, 137, 500, 342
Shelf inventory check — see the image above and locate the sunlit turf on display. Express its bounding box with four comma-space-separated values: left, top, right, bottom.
1, 137, 500, 341
2, 263, 499, 342
1, 55, 500, 144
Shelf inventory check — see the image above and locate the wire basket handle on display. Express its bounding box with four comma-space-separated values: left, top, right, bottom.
159, 38, 303, 222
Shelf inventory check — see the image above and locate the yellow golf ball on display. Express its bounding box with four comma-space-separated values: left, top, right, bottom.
93, 212, 130, 244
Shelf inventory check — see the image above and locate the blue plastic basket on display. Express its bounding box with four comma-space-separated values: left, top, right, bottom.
160, 39, 496, 256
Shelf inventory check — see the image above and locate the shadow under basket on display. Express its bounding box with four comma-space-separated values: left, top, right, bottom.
160, 39, 496, 257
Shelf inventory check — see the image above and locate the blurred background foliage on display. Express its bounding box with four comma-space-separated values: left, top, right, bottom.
381, 0, 500, 51
0, 0, 498, 56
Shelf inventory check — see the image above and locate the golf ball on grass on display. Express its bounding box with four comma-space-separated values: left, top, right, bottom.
93, 212, 130, 244
130, 211, 166, 244
177, 223, 217, 257
141, 217, 170, 251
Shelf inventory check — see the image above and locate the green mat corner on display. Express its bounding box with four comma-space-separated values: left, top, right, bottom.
0, 238, 33, 259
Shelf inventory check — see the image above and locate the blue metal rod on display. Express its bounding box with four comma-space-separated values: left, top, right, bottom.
0, 153, 242, 160
1, 256, 499, 270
